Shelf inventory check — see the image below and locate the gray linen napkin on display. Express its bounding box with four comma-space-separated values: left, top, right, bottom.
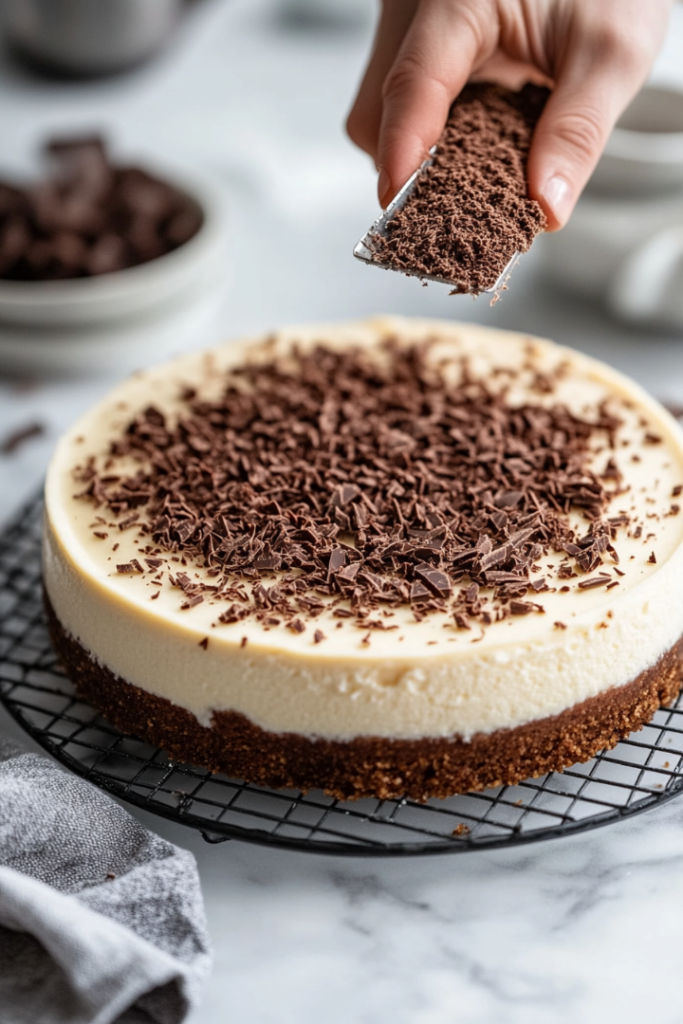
0, 739, 212, 1024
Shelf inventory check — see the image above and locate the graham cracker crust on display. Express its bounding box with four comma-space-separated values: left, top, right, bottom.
45, 594, 683, 801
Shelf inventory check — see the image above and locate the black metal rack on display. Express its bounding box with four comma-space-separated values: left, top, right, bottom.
2, 495, 683, 856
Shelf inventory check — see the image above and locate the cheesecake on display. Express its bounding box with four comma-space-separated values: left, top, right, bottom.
43, 317, 683, 799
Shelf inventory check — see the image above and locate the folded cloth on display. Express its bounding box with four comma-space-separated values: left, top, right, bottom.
0, 739, 212, 1024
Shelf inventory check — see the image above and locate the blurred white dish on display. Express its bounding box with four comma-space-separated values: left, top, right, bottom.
540, 82, 683, 329
0, 161, 230, 328
591, 84, 683, 196
0, 270, 231, 378
1, 0, 182, 76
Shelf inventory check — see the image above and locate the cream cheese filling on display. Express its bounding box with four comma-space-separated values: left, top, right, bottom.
43, 317, 683, 741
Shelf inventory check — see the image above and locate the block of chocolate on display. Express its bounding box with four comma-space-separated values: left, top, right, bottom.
355, 84, 549, 294
43, 317, 683, 800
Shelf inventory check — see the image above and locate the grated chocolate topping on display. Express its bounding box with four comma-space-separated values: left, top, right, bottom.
78, 339, 625, 631
369, 83, 548, 294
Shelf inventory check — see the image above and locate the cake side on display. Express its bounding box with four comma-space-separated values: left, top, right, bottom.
46, 592, 683, 801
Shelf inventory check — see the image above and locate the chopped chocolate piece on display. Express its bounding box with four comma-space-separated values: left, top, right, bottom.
288, 618, 306, 634
198, 637, 209, 649
415, 564, 452, 598
554, 621, 567, 629
577, 574, 612, 590
332, 483, 361, 507
328, 547, 347, 574
116, 562, 142, 574
410, 580, 432, 602
254, 553, 281, 570
332, 563, 358, 588
314, 629, 325, 643
369, 83, 548, 293
648, 551, 657, 564
509, 600, 537, 616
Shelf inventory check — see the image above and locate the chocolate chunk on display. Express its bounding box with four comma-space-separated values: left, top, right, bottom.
336, 563, 360, 582
577, 574, 612, 590
332, 483, 360, 507
328, 547, 347, 576
410, 580, 432, 602
509, 600, 536, 615
415, 564, 452, 598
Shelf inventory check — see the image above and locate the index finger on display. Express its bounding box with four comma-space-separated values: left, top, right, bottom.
376, 0, 488, 206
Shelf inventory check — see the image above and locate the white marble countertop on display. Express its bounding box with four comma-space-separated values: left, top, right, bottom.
3, 3, 683, 1021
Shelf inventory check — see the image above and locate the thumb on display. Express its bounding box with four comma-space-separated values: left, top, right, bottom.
527, 30, 650, 230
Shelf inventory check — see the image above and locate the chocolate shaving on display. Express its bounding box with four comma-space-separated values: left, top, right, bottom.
577, 574, 612, 590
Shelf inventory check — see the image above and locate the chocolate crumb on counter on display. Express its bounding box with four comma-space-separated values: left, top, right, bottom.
369, 83, 549, 293
1, 421, 45, 454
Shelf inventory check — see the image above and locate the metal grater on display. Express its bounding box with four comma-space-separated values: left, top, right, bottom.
353, 150, 520, 293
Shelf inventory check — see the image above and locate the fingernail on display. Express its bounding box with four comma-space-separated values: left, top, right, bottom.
541, 175, 572, 227
377, 167, 391, 208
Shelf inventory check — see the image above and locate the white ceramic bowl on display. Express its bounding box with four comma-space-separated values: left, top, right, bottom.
589, 84, 683, 196
0, 161, 230, 327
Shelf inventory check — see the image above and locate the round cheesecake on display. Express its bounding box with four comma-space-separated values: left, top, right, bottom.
43, 317, 683, 799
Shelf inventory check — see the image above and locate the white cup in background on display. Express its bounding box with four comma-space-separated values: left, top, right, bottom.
539, 83, 683, 330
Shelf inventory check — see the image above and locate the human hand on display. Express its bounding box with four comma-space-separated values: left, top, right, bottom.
346, 0, 673, 229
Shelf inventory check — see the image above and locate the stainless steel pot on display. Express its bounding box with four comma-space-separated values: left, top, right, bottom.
1, 0, 183, 77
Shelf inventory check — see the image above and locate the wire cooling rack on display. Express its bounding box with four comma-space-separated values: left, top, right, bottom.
2, 496, 683, 856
